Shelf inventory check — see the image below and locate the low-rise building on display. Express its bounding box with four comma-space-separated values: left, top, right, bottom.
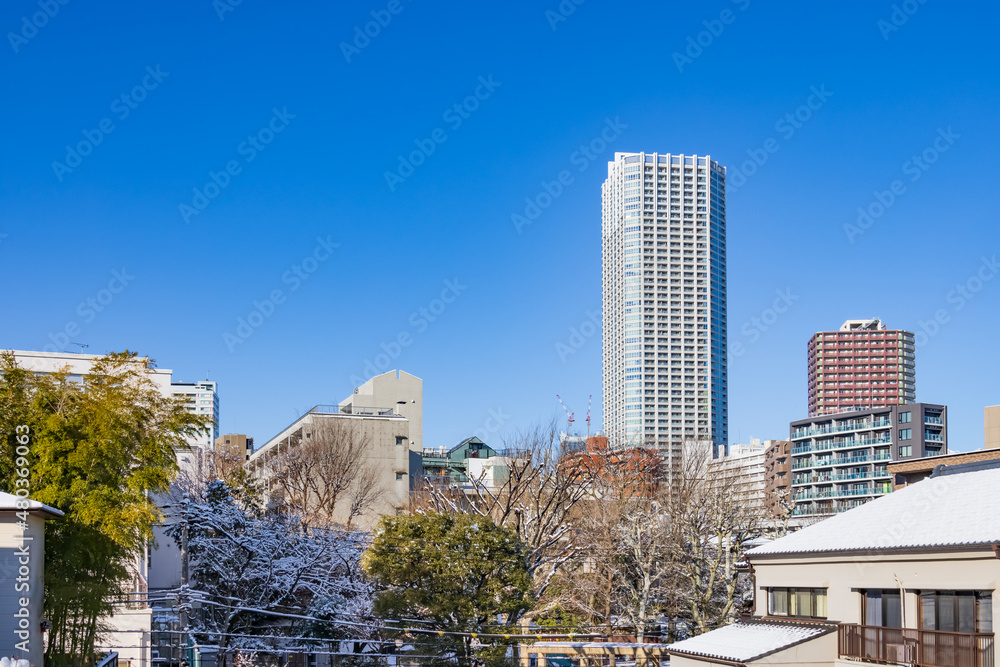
421, 436, 499, 486
888, 447, 1000, 489
789, 403, 947, 517
668, 458, 1000, 667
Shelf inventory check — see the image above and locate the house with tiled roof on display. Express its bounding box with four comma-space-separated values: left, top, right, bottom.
667, 458, 999, 666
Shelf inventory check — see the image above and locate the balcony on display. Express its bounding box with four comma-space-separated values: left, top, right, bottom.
839, 623, 994, 667
926, 416, 944, 425
925, 433, 945, 443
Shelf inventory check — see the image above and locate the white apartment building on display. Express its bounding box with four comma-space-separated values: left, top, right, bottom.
708, 439, 771, 507
168, 380, 220, 449
602, 152, 728, 460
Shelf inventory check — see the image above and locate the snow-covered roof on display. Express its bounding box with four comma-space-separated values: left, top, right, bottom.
0, 492, 63, 518
749, 464, 1000, 556
666, 622, 833, 662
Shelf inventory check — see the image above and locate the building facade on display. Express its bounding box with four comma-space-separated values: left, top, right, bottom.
421, 436, 499, 486
169, 380, 220, 448
708, 440, 769, 507
789, 403, 947, 517
669, 459, 1000, 667
763, 440, 792, 518
807, 319, 916, 417
215, 433, 254, 461
601, 152, 728, 459
341, 369, 423, 450
986, 404, 1000, 449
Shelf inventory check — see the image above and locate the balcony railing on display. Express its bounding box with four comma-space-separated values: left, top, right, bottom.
839, 623, 994, 667
926, 416, 944, 425
791, 418, 892, 439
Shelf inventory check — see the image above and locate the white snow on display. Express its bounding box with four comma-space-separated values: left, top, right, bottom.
666, 622, 831, 662
749, 466, 1000, 556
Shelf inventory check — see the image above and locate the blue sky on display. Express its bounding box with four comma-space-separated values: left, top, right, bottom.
2, 0, 998, 452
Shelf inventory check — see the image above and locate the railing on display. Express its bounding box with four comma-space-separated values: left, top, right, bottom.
791, 418, 892, 439
926, 416, 944, 425
310, 404, 397, 417
839, 623, 994, 667
925, 433, 945, 443
95, 653, 119, 667
792, 435, 892, 455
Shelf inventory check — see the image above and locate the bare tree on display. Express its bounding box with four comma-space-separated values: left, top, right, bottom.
420, 423, 589, 619
265, 419, 386, 528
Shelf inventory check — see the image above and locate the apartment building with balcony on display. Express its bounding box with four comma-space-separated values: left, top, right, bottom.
667, 458, 999, 667
789, 403, 947, 517
807, 319, 916, 417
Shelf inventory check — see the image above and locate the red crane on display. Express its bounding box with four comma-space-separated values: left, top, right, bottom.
556, 395, 574, 433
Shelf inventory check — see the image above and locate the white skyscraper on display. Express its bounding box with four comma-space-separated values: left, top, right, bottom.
601, 152, 728, 459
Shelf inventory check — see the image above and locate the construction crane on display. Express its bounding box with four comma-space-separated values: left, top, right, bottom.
585, 395, 592, 438
556, 395, 574, 433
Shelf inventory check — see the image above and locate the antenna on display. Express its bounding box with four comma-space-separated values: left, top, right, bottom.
69, 342, 89, 352
556, 395, 575, 433
586, 395, 592, 439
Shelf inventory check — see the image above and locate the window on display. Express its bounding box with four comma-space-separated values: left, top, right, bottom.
899, 428, 912, 440
899, 445, 912, 457
863, 590, 903, 628
768, 588, 827, 618
395, 472, 405, 481
921, 591, 992, 633
395, 436, 405, 446
899, 411, 912, 424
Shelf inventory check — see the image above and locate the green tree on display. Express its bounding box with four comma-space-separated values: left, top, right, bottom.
0, 351, 206, 667
362, 512, 533, 666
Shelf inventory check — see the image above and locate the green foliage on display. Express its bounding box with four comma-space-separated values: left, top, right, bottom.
362, 512, 533, 666
0, 351, 207, 667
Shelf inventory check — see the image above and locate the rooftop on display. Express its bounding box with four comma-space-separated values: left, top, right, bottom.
666, 621, 834, 662
0, 492, 64, 518
749, 461, 1000, 556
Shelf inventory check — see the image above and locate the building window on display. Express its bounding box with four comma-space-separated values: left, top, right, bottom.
899, 411, 911, 424
863, 590, 903, 628
396, 436, 405, 446
899, 445, 912, 457
395, 472, 405, 481
899, 428, 912, 440
768, 588, 827, 619
920, 591, 993, 633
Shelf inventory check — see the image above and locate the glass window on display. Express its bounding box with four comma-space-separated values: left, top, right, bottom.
899, 445, 912, 457
899, 411, 912, 423
899, 428, 912, 440
769, 588, 827, 619
920, 591, 993, 633
865, 590, 902, 628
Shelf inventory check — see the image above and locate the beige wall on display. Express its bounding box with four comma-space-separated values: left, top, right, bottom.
986, 405, 1000, 449
752, 549, 999, 635
341, 370, 423, 451
0, 512, 47, 667
250, 411, 412, 529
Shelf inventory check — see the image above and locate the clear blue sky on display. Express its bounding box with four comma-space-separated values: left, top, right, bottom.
2, 1, 998, 452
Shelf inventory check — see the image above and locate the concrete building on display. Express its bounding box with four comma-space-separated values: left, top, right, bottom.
763, 440, 792, 518
807, 319, 916, 417
169, 380, 220, 449
789, 403, 947, 517
669, 458, 1000, 667
986, 405, 1000, 449
341, 369, 422, 450
601, 152, 728, 459
215, 433, 254, 461
708, 439, 769, 507
0, 493, 63, 667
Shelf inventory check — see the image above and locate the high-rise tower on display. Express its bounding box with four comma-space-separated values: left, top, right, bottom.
807, 318, 916, 416
601, 152, 727, 459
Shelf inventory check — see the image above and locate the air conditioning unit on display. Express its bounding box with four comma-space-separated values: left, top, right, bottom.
885, 643, 914, 665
